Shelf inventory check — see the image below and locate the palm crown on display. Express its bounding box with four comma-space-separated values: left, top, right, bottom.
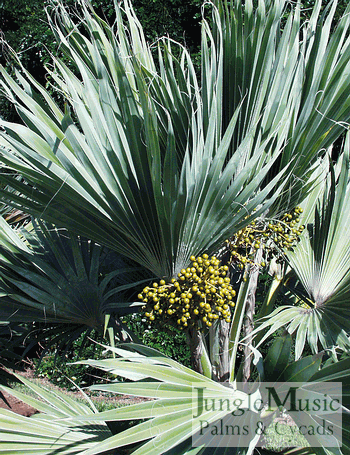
1, 0, 349, 281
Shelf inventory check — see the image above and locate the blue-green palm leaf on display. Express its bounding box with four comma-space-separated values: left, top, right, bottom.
0, 217, 150, 328
0, 0, 290, 279
1, 343, 349, 454
0, 344, 256, 455
211, 0, 350, 212
254, 135, 350, 359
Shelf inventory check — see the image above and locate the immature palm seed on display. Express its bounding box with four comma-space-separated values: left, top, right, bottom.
140, 254, 236, 330
226, 206, 305, 270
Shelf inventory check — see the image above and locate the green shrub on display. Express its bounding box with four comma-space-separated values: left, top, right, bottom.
34, 336, 105, 389
123, 313, 191, 367
34, 315, 191, 388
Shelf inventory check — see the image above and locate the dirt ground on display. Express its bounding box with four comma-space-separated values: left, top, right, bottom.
0, 390, 38, 417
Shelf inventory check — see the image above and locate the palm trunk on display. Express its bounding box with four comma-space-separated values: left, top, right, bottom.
210, 320, 230, 382
188, 326, 204, 375
242, 248, 263, 383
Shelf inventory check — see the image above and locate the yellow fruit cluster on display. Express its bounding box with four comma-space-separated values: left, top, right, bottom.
139, 255, 236, 330
228, 207, 305, 269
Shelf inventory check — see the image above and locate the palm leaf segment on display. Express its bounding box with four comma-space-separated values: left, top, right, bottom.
213, 0, 350, 212
4, 0, 348, 278
0, 216, 149, 328
0, 344, 254, 455
0, 372, 112, 454
254, 135, 350, 359
1, 341, 350, 455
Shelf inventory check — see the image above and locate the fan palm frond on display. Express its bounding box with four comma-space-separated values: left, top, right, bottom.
0, 344, 254, 455
0, 0, 317, 280
1, 342, 349, 454
0, 217, 150, 332
0, 371, 111, 453
253, 134, 350, 358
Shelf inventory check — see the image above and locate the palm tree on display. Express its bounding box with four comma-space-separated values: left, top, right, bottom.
0, 0, 350, 452
0, 0, 285, 372
0, 0, 349, 371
